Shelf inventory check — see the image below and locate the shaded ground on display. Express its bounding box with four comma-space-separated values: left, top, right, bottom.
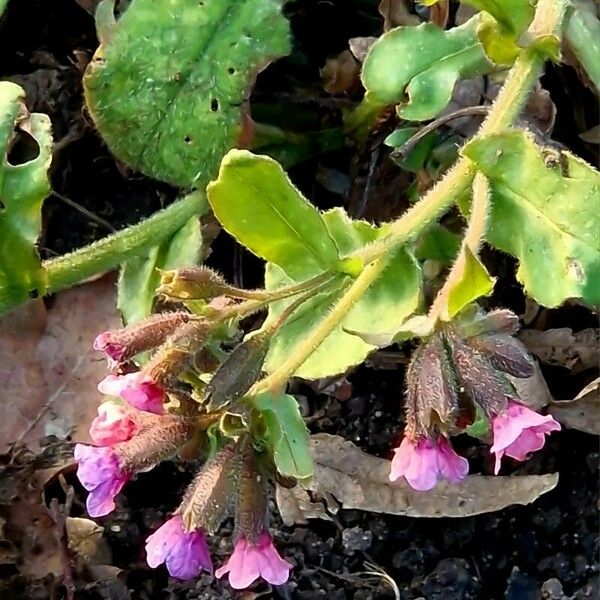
0, 0, 597, 599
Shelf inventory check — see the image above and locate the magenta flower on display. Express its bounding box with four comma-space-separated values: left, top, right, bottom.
89, 401, 139, 446
94, 331, 127, 366
146, 515, 212, 580
98, 372, 165, 414
490, 401, 561, 474
74, 444, 130, 517
215, 532, 293, 589
389, 436, 469, 491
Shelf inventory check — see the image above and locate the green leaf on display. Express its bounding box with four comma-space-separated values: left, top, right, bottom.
358, 17, 491, 122
84, 0, 291, 188
0, 82, 52, 313
446, 247, 496, 318
261, 208, 422, 379
463, 131, 600, 307
117, 215, 203, 323
385, 126, 438, 173
207, 149, 340, 280
414, 223, 461, 264
253, 391, 313, 479
565, 0, 600, 93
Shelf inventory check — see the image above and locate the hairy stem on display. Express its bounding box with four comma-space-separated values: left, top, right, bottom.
43, 191, 207, 294
258, 0, 565, 385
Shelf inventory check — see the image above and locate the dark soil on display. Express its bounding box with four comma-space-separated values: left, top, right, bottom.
0, 1, 598, 599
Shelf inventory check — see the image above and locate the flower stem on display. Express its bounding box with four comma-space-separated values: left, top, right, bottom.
43, 190, 207, 294
256, 0, 565, 385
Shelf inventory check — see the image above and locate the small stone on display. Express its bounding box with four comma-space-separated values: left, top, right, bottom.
341, 526, 372, 555
505, 567, 541, 600
541, 578, 564, 599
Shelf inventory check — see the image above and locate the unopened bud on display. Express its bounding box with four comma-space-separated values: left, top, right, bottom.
465, 333, 534, 378
457, 308, 520, 338
178, 441, 244, 533
404, 333, 458, 439
94, 311, 191, 365
204, 330, 271, 411
444, 328, 511, 418
159, 267, 233, 300
144, 319, 214, 390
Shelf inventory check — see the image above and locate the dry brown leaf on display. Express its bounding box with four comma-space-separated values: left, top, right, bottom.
348, 37, 378, 64
378, 0, 420, 30
429, 0, 450, 28
66, 516, 111, 564
0, 276, 121, 450
321, 50, 361, 95
507, 361, 553, 411
550, 378, 600, 435
519, 328, 599, 372
307, 434, 558, 518
275, 483, 332, 526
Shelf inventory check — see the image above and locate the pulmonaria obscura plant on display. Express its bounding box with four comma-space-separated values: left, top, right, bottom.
1, 0, 598, 591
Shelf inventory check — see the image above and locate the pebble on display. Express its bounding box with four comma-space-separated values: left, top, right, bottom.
505, 567, 542, 600
341, 526, 372, 555
541, 578, 565, 599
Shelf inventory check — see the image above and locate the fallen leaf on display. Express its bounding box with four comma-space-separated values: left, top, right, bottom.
0, 275, 121, 450
348, 37, 378, 63
550, 378, 600, 435
519, 327, 599, 372
378, 0, 420, 30
507, 361, 553, 411
275, 484, 332, 526
429, 0, 450, 29
307, 434, 558, 518
66, 516, 111, 564
321, 50, 361, 95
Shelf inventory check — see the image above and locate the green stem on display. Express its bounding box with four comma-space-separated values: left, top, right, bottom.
43, 191, 207, 294
256, 0, 564, 386
253, 258, 388, 393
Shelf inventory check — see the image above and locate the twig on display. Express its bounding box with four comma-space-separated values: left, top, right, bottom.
51, 190, 116, 232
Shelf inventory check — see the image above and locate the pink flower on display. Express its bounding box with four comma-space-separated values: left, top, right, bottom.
74, 444, 130, 517
389, 436, 469, 491
98, 372, 165, 414
94, 331, 127, 365
215, 532, 293, 589
490, 401, 561, 474
146, 515, 212, 580
89, 401, 139, 446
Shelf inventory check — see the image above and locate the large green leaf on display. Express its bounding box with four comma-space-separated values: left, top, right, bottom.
117, 215, 203, 323
253, 391, 313, 479
565, 0, 600, 93
84, 0, 291, 188
357, 16, 491, 123
463, 131, 600, 307
262, 208, 422, 379
0, 82, 52, 313
207, 149, 340, 280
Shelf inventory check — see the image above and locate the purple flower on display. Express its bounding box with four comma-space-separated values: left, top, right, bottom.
74, 444, 129, 517
145, 515, 212, 580
89, 401, 139, 446
389, 436, 469, 491
98, 372, 165, 414
215, 532, 293, 589
490, 401, 561, 474
94, 331, 127, 366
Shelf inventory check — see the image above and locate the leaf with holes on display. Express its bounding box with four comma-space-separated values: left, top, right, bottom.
84, 0, 291, 188
117, 215, 204, 324
463, 131, 600, 307
253, 391, 313, 479
261, 208, 421, 379
0, 82, 52, 314
355, 15, 491, 125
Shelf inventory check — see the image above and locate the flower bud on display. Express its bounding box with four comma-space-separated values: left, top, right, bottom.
159, 267, 231, 300
89, 401, 140, 445
94, 311, 191, 366
465, 333, 534, 378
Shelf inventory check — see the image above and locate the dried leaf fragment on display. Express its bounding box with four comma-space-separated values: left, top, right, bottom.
307, 434, 558, 518
275, 484, 331, 526
549, 378, 600, 435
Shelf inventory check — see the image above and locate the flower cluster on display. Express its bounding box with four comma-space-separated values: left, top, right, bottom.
389, 310, 561, 490
72, 311, 293, 589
